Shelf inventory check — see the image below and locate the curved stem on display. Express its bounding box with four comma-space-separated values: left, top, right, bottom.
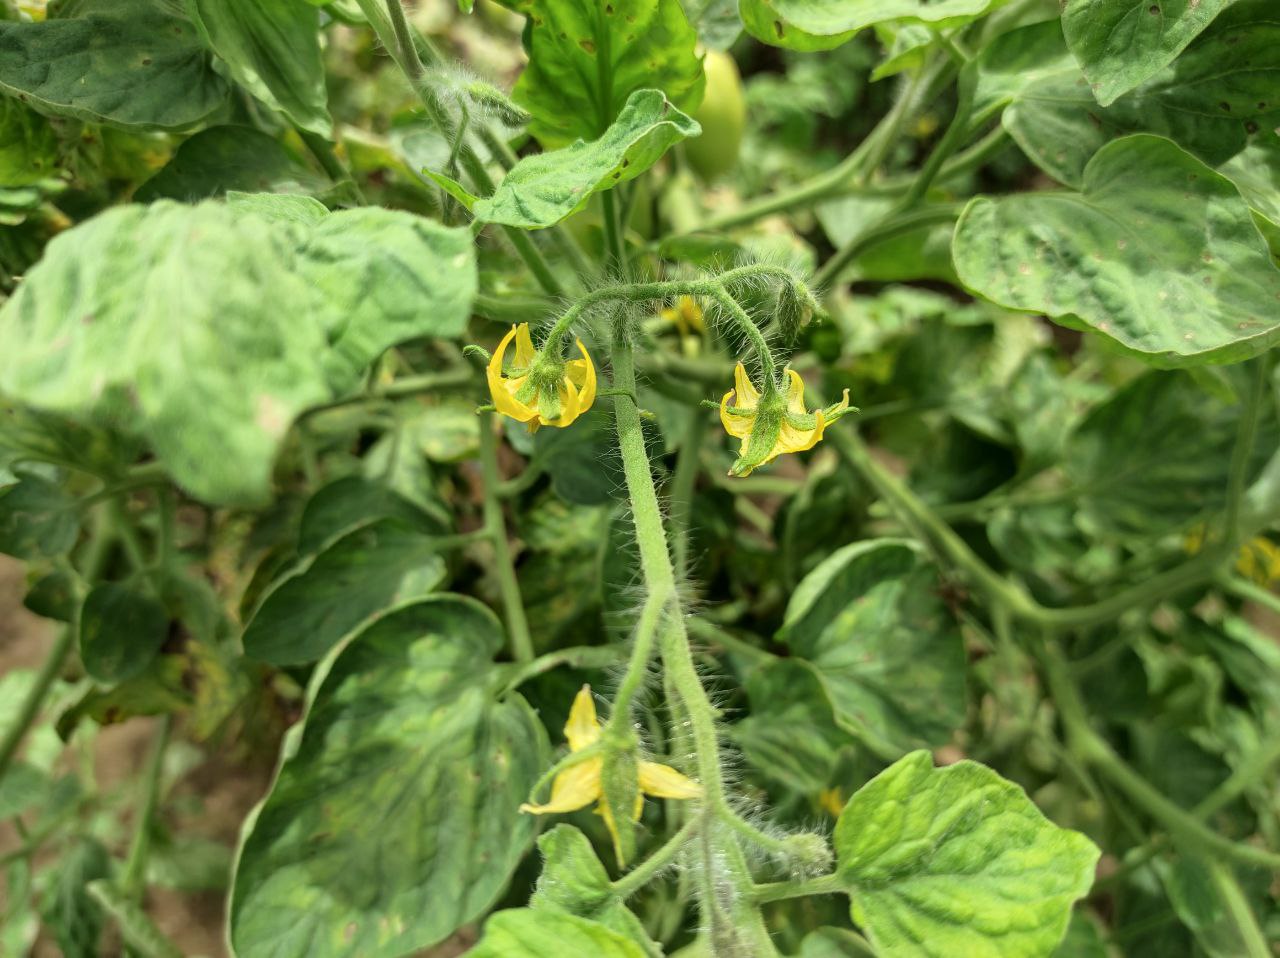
611, 815, 699, 900
478, 413, 534, 662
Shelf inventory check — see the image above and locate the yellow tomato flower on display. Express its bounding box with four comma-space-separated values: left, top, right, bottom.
659, 295, 706, 337
1184, 527, 1280, 587
520, 686, 702, 862
486, 323, 596, 433
719, 363, 851, 476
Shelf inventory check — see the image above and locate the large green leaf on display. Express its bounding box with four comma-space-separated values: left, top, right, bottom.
953, 134, 1280, 366
0, 472, 78, 559
738, 0, 998, 52
468, 909, 648, 958
834, 751, 1100, 957
135, 126, 325, 202
503, 0, 704, 145
242, 518, 449, 666
0, 199, 476, 504
975, 14, 1280, 188
777, 539, 966, 756
0, 0, 229, 131
1064, 369, 1278, 539
431, 89, 699, 229
1061, 0, 1232, 107
182, 0, 331, 136
230, 597, 548, 958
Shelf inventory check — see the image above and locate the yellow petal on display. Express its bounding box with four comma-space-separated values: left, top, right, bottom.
774, 409, 825, 457
514, 323, 537, 367
784, 368, 808, 414
570, 340, 596, 411
733, 363, 761, 408
488, 329, 537, 422
549, 376, 582, 427
519, 758, 602, 815
719, 389, 754, 440
681, 296, 706, 333
565, 685, 602, 751
638, 761, 703, 800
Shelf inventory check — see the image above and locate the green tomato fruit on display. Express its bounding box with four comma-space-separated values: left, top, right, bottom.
685, 50, 745, 182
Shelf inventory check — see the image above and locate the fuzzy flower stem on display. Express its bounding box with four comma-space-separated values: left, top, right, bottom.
611, 815, 700, 900
606, 587, 674, 738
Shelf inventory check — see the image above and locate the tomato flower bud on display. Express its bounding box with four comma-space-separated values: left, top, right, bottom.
486, 323, 597, 432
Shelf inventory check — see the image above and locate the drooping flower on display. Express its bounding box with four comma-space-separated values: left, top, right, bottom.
486, 323, 596, 432
520, 686, 701, 862
660, 295, 706, 338
720, 363, 851, 476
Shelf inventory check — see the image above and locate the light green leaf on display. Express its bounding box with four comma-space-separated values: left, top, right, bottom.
435, 89, 699, 230
953, 134, 1280, 366
182, 0, 331, 136
0, 96, 58, 187
0, 761, 49, 819
136, 126, 325, 201
0, 472, 78, 559
0, 0, 229, 131
79, 583, 170, 684
1064, 369, 1278, 539
0, 199, 475, 504
242, 518, 449, 665
531, 826, 662, 956
502, 0, 704, 146
230, 597, 548, 958
469, 909, 648, 958
778, 539, 966, 756
1219, 134, 1280, 239
680, 0, 741, 49
224, 189, 331, 225
738, 0, 997, 52
835, 751, 1100, 958
871, 23, 934, 80
975, 14, 1280, 188
1062, 0, 1231, 107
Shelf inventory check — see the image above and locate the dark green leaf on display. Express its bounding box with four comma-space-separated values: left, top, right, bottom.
79, 582, 170, 684
431, 89, 699, 229
242, 518, 449, 666
135, 126, 325, 202
953, 135, 1280, 366
0, 472, 78, 559
778, 539, 966, 755
23, 569, 78, 622
680, 0, 740, 49
835, 751, 1100, 957
231, 597, 548, 957
503, 0, 704, 145
0, 0, 229, 131
534, 408, 623, 506
298, 475, 446, 555
42, 838, 110, 958
182, 0, 331, 135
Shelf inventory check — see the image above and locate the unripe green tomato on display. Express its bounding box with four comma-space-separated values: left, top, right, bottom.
685, 50, 745, 182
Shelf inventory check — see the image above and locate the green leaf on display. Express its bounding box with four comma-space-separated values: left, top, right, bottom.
0, 761, 49, 818
0, 472, 78, 559
469, 909, 648, 958
135, 126, 325, 201
42, 838, 111, 958
434, 89, 699, 230
680, 0, 740, 49
975, 15, 1280, 189
952, 134, 1280, 366
242, 518, 449, 665
0, 96, 58, 187
533, 408, 623, 505
85, 880, 183, 958
1061, 0, 1231, 107
834, 751, 1100, 958
738, 0, 998, 52
23, 569, 79, 622
0, 199, 475, 504
182, 0, 331, 136
1219, 134, 1280, 237
297, 475, 446, 554
503, 0, 704, 146
1064, 369, 1278, 539
230, 597, 549, 958
778, 539, 966, 756
0, 0, 229, 131
79, 582, 170, 684
531, 826, 662, 956
225, 189, 330, 225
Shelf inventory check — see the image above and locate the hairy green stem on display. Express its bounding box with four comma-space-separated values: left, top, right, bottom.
502, 644, 629, 693
686, 617, 774, 666
611, 816, 700, 900
478, 412, 534, 662
121, 715, 172, 899
670, 411, 708, 579
749, 872, 844, 904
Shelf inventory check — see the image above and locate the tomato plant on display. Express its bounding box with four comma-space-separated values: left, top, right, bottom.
1, 0, 1279, 955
